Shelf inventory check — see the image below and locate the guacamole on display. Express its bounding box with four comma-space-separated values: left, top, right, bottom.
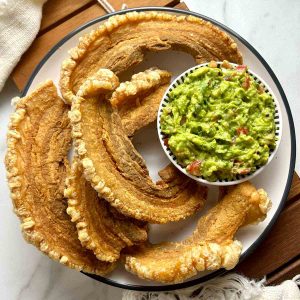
160, 62, 276, 181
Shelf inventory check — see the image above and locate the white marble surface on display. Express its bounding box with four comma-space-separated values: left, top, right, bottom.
0, 1, 299, 299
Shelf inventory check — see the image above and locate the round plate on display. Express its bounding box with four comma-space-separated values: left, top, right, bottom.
21, 7, 296, 291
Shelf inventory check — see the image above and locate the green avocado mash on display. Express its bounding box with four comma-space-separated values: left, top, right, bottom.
160, 63, 276, 181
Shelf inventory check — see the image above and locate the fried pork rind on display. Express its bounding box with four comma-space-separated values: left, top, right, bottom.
65, 158, 148, 263
120, 84, 169, 137
60, 11, 243, 104
5, 81, 113, 275
110, 67, 171, 107
70, 69, 207, 224
125, 182, 271, 283
113, 68, 171, 136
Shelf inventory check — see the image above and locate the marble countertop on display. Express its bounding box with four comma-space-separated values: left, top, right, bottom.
0, 1, 299, 299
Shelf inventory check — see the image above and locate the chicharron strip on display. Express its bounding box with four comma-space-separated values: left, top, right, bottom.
5, 81, 114, 275
70, 69, 207, 224
60, 11, 243, 104
65, 158, 148, 263
124, 182, 271, 283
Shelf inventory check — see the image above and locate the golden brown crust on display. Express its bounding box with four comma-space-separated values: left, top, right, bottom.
77, 68, 120, 98
70, 69, 207, 223
124, 182, 271, 283
60, 11, 243, 104
110, 68, 171, 107
125, 241, 242, 283
120, 83, 169, 136
65, 158, 148, 263
5, 81, 114, 275
114, 68, 171, 136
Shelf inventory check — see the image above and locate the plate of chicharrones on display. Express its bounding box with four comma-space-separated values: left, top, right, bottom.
5, 7, 296, 291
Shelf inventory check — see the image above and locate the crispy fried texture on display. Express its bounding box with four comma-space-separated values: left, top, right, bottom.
125, 182, 271, 283
114, 68, 171, 136
110, 68, 171, 107
120, 84, 169, 136
70, 69, 207, 223
5, 81, 113, 275
65, 158, 148, 263
60, 11, 243, 104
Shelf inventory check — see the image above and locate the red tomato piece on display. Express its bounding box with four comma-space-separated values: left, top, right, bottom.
236, 127, 249, 135
236, 65, 247, 72
187, 160, 202, 176
242, 76, 250, 90
238, 168, 251, 175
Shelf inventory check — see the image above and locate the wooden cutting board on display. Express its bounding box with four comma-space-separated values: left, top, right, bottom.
10, 0, 300, 285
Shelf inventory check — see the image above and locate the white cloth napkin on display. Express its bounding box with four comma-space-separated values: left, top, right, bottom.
0, 0, 46, 91
123, 274, 300, 300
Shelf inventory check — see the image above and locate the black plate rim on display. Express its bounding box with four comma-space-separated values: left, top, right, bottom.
21, 6, 297, 292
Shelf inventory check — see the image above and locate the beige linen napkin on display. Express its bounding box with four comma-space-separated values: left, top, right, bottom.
0, 0, 47, 91
123, 274, 300, 300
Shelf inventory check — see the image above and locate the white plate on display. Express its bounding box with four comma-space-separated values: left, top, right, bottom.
19, 7, 296, 291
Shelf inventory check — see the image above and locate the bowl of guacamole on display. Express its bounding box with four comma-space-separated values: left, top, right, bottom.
158, 61, 282, 185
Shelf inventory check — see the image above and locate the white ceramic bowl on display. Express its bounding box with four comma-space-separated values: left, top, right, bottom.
157, 62, 282, 186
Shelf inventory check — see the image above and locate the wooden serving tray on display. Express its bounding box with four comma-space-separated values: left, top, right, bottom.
11, 0, 300, 285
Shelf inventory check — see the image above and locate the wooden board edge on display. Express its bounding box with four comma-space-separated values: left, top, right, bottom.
267, 256, 300, 285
